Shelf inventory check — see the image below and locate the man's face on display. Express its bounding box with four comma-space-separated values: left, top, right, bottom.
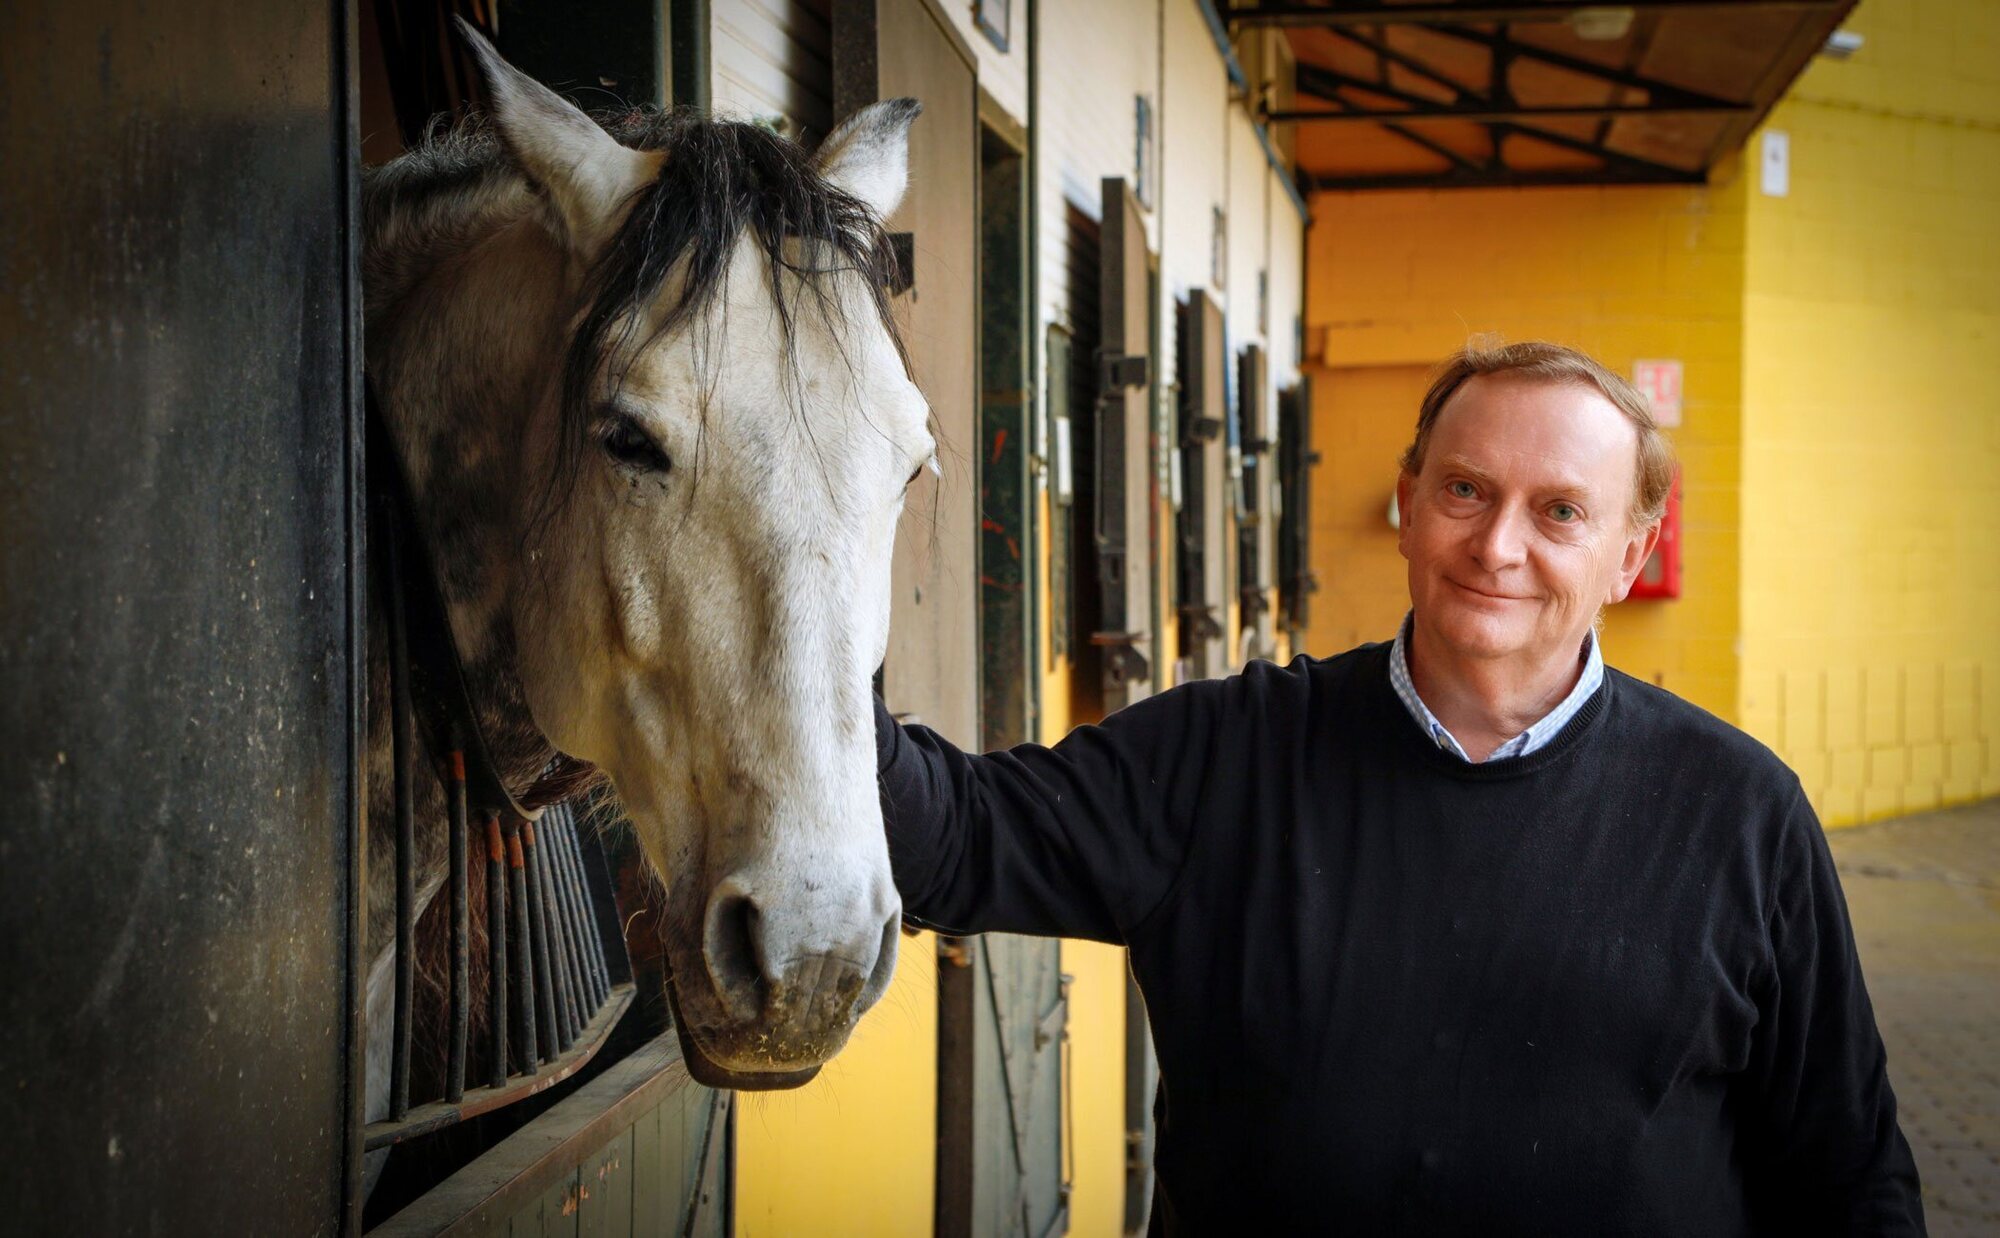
1397, 374, 1659, 667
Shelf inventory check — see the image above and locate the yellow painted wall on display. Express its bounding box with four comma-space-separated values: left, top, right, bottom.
734, 937, 938, 1235
1306, 364, 1434, 654
1738, 0, 2000, 825
1060, 938, 1131, 1238
1302, 177, 1750, 721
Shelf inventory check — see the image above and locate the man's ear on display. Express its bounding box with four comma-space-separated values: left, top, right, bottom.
1606, 518, 1663, 604
457, 17, 665, 259
1394, 470, 1415, 561
817, 98, 921, 221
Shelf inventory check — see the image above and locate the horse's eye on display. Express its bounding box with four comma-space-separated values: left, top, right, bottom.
600, 416, 671, 473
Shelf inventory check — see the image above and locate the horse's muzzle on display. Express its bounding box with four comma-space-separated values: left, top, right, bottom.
664, 877, 900, 1087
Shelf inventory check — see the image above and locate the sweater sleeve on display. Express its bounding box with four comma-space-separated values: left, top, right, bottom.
874, 675, 1231, 944
1739, 787, 1925, 1234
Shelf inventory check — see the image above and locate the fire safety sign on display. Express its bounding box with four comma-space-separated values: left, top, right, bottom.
1633, 359, 1684, 427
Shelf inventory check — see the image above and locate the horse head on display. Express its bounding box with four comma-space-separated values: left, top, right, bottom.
365, 27, 930, 1089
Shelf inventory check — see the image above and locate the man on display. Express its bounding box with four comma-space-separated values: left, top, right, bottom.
876, 341, 1923, 1234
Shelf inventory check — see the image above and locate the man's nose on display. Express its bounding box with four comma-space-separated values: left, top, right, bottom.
1470, 503, 1529, 571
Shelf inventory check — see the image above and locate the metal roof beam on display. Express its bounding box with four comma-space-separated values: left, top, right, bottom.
1323, 27, 1477, 101
1383, 123, 1487, 169
1306, 165, 1704, 190
1270, 101, 1749, 122
1487, 117, 1695, 177
1293, 64, 1490, 169
1425, 22, 1749, 110
1291, 61, 1746, 122
1229, 1, 1844, 27
1297, 61, 1448, 108
1291, 24, 1710, 187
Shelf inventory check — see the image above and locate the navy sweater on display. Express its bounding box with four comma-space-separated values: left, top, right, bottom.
876, 643, 1923, 1235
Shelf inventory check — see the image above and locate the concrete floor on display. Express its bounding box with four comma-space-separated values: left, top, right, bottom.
1831, 797, 2000, 1236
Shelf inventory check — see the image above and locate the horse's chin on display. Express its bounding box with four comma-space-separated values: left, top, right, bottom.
663, 971, 826, 1092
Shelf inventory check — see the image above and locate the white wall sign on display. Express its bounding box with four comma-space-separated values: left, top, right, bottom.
1633, 359, 1684, 427
1760, 130, 1790, 197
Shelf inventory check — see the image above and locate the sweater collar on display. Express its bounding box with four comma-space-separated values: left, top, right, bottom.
1389, 612, 1604, 763
1370, 636, 1614, 781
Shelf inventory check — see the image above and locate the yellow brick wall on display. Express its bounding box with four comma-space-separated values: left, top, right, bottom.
1307, 364, 1432, 654
1302, 178, 1749, 721
1739, 0, 2000, 825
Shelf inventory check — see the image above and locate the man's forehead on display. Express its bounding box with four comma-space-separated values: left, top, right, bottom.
1428, 374, 1636, 483
1437, 375, 1633, 445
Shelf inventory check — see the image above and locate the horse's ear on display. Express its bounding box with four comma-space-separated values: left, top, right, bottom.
456, 17, 664, 258
817, 99, 921, 221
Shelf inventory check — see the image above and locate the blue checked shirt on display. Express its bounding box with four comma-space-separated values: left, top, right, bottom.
1389, 611, 1604, 762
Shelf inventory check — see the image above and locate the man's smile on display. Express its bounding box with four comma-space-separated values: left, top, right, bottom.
1448, 578, 1531, 602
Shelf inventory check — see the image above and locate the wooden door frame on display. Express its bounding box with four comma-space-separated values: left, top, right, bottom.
1095, 177, 1156, 709
976, 94, 1036, 757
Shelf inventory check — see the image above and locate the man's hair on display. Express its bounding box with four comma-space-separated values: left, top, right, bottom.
1398, 338, 1677, 527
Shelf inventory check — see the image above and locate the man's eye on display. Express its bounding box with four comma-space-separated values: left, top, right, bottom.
1448, 481, 1477, 499
1550, 503, 1579, 522
600, 415, 672, 473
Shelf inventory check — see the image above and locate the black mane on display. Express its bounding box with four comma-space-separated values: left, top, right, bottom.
566, 107, 908, 450
371, 105, 907, 513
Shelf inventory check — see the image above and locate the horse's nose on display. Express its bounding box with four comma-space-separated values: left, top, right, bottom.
701, 875, 900, 1025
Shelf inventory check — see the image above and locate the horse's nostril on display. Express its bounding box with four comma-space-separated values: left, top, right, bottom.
703, 888, 768, 1019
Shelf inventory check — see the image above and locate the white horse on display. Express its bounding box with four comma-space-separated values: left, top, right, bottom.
359, 24, 930, 1135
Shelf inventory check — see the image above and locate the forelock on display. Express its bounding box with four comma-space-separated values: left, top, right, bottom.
539, 109, 909, 524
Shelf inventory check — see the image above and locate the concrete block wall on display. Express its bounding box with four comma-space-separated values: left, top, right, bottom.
1303, 362, 1432, 653
1739, 0, 2000, 825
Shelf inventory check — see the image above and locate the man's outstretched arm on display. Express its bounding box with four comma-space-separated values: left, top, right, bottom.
875, 673, 1236, 944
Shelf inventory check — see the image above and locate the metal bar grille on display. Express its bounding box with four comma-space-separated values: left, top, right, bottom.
387, 502, 418, 1122
558, 802, 614, 1004
525, 824, 557, 1063
367, 789, 635, 1152
486, 814, 508, 1091
446, 749, 469, 1103
507, 826, 538, 1074
537, 824, 580, 1050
